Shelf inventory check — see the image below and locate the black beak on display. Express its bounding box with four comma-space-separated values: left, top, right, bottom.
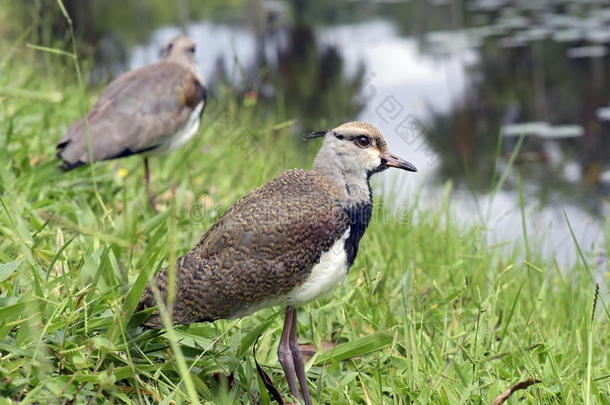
380, 152, 417, 172
303, 130, 328, 140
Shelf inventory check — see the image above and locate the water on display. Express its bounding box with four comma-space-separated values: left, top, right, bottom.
127, 3, 608, 268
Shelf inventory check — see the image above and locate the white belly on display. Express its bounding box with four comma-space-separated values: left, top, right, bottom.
286, 228, 349, 306
229, 228, 350, 318
148, 101, 204, 155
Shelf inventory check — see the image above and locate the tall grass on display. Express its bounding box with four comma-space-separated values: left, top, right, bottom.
0, 15, 609, 405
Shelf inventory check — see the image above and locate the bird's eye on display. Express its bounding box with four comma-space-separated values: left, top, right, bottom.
355, 136, 371, 148
188, 46, 196, 53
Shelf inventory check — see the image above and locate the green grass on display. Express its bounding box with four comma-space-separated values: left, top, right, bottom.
1, 20, 609, 405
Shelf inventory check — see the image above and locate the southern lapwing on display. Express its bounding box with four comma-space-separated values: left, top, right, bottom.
57, 35, 207, 212
136, 121, 417, 403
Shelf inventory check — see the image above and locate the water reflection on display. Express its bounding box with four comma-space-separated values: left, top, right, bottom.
423, 25, 610, 211
412, 0, 609, 265
249, 0, 366, 130
125, 1, 608, 265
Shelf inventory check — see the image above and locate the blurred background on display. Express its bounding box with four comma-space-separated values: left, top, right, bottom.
4, 0, 609, 266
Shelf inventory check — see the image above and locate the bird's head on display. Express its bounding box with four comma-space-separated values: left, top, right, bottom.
160, 35, 202, 83
161, 35, 197, 61
310, 121, 417, 180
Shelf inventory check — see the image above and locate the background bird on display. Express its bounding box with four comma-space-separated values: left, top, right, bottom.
136, 121, 417, 404
57, 35, 207, 212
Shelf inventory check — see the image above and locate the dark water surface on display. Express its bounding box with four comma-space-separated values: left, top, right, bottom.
125, 1, 608, 268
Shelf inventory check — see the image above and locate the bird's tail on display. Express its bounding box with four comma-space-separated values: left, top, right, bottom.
56, 139, 87, 171
135, 268, 169, 329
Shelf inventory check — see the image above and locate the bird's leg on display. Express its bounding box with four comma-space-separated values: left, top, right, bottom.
288, 306, 313, 405
278, 307, 302, 403
144, 157, 157, 213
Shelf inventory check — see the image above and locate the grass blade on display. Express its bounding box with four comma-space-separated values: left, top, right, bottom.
312, 330, 393, 366
496, 284, 522, 352
25, 43, 74, 58
564, 210, 610, 320
0, 260, 20, 283
488, 132, 525, 210
517, 173, 530, 261
237, 312, 279, 358
150, 285, 201, 405
123, 261, 162, 321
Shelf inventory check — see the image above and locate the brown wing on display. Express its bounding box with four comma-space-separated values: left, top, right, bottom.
137, 170, 350, 327
57, 62, 206, 169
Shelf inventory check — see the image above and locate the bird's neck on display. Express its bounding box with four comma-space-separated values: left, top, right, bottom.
186, 62, 203, 83
313, 154, 375, 269
164, 57, 203, 83
313, 158, 373, 206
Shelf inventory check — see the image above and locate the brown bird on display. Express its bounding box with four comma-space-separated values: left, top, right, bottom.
136, 121, 417, 403
57, 35, 207, 212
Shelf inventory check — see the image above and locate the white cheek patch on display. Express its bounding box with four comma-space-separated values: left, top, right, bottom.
364, 148, 381, 171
